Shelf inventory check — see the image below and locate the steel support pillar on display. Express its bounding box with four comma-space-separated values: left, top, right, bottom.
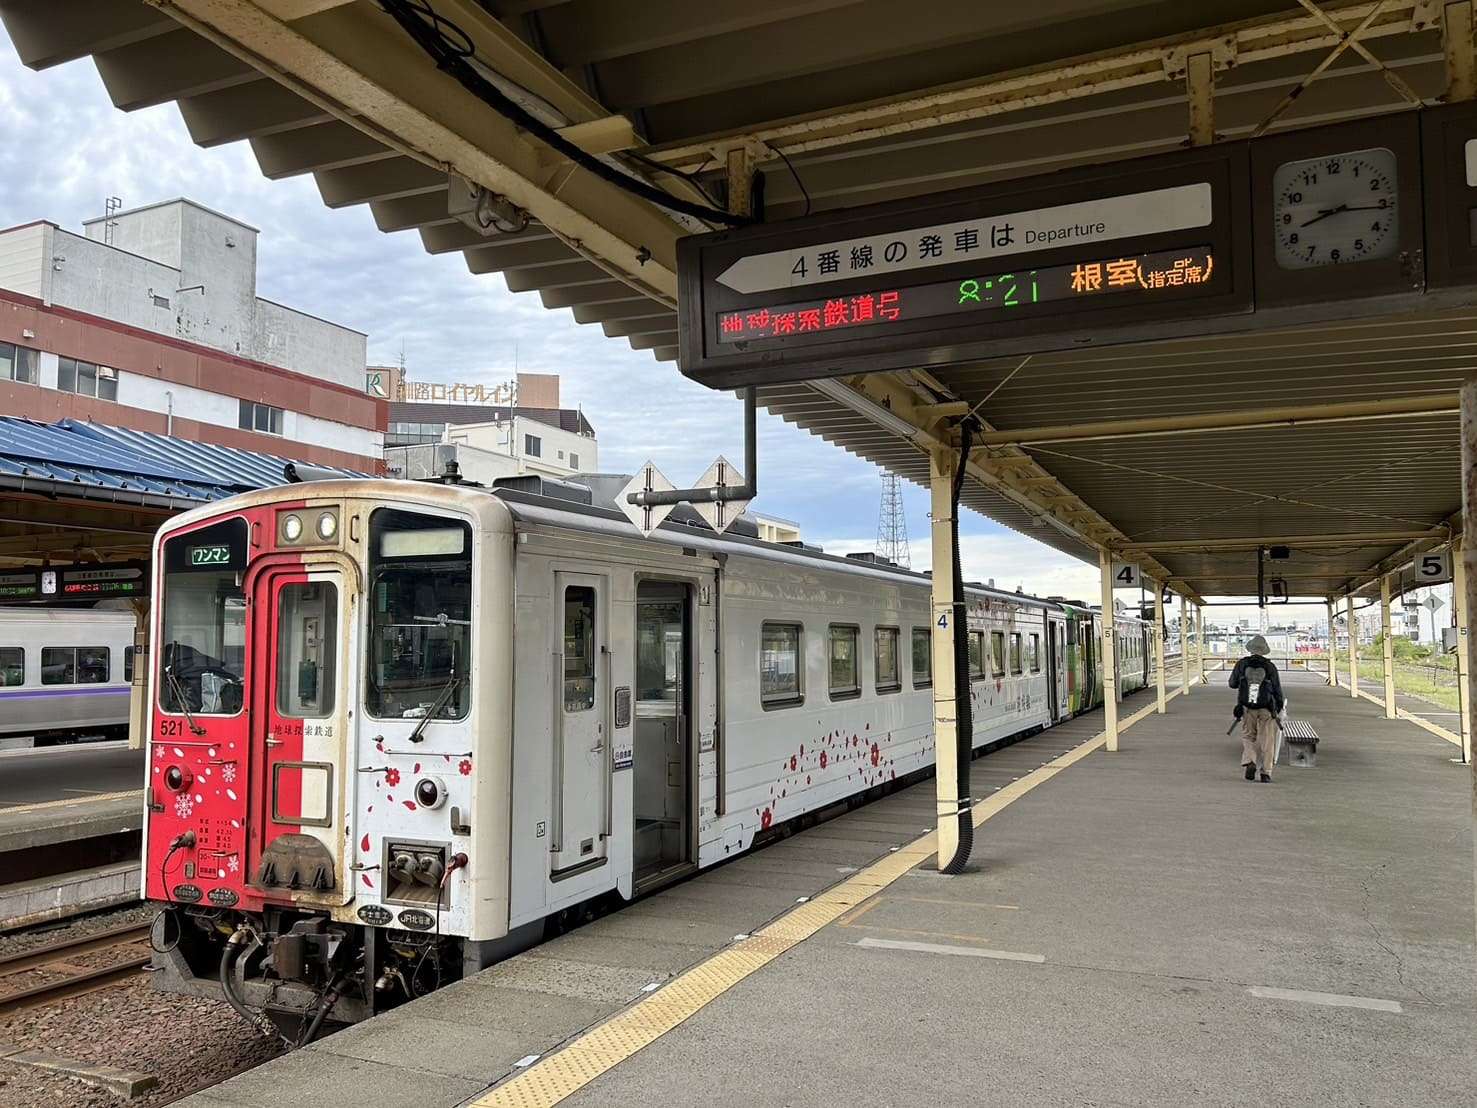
1099, 549, 1120, 751
929, 448, 963, 870
127, 599, 148, 750
1348, 594, 1360, 697
1327, 598, 1338, 686
1186, 51, 1215, 147
1180, 594, 1191, 696
1460, 377, 1477, 947
1381, 576, 1397, 717
1199, 605, 1208, 683
1455, 540, 1472, 764
1446, 1, 1477, 103
1154, 581, 1167, 714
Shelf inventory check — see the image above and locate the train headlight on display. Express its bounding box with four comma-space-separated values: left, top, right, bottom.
414, 777, 447, 810
315, 511, 338, 540
281, 514, 303, 543
164, 765, 192, 792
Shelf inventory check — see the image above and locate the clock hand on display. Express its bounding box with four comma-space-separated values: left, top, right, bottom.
1299, 204, 1349, 228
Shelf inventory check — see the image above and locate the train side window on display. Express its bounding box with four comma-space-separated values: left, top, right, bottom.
828, 624, 860, 700
41, 647, 75, 685
1009, 633, 1023, 675
760, 622, 803, 708
967, 631, 984, 679
563, 587, 597, 712
875, 626, 900, 693
124, 647, 134, 683
0, 647, 22, 686
78, 647, 108, 684
990, 631, 1006, 677
911, 628, 931, 688
1029, 634, 1041, 673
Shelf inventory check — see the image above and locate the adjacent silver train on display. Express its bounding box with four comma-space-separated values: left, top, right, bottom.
0, 608, 135, 746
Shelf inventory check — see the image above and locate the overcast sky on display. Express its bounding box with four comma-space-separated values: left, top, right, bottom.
0, 35, 1315, 618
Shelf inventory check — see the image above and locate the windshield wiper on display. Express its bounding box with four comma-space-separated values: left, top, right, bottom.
164, 664, 207, 736
407, 663, 459, 744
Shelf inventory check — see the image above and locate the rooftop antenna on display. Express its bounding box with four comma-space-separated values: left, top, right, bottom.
103, 196, 121, 245
877, 471, 910, 568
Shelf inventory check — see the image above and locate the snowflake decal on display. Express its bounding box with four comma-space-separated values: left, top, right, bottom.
385, 767, 401, 787
458, 758, 472, 776
221, 763, 237, 784
227, 855, 240, 873
173, 793, 194, 820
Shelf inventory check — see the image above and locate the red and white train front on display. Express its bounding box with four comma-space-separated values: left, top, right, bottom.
143, 481, 513, 1038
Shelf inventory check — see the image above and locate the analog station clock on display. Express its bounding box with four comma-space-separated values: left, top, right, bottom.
1271, 147, 1399, 269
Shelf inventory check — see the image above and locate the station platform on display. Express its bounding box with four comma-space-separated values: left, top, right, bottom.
184, 675, 1475, 1107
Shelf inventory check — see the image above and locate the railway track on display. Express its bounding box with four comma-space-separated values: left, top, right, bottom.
0, 920, 151, 1015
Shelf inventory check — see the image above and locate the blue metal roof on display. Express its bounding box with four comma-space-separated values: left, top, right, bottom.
0, 417, 369, 507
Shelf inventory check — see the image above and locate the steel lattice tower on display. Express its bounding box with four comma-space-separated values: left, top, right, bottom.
876, 471, 911, 568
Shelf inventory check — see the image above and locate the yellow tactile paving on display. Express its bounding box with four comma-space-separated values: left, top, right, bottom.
472, 694, 1180, 1107
0, 788, 142, 815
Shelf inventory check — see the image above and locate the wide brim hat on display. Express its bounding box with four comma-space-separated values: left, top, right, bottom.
1245, 635, 1270, 655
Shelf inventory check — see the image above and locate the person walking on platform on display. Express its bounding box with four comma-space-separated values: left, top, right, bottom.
1229, 634, 1283, 783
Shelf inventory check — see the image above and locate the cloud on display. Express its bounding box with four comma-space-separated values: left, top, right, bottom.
0, 35, 1118, 600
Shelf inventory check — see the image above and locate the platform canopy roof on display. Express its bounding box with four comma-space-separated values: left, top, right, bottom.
3, 0, 1470, 602
0, 417, 366, 566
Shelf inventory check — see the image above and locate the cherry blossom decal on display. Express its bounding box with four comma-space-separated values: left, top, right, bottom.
458, 758, 472, 776
384, 767, 401, 787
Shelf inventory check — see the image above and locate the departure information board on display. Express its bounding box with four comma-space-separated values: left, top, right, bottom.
0, 562, 150, 603
678, 145, 1251, 388
715, 248, 1216, 345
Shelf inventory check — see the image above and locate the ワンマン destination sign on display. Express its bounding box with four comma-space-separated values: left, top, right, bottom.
678, 143, 1250, 389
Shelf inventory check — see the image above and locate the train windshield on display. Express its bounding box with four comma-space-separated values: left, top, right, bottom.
159, 518, 248, 714
366, 509, 472, 721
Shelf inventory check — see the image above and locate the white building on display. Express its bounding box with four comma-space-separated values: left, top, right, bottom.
445, 414, 596, 479
0, 199, 382, 471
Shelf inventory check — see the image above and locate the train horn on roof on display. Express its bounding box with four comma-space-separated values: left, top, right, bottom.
283, 462, 350, 484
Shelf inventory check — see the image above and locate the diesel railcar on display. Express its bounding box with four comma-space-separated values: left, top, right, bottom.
142, 476, 1148, 1036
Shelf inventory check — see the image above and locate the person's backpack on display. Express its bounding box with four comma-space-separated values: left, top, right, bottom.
1237, 660, 1275, 711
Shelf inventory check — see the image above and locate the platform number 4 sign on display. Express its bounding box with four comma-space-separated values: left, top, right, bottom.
1111, 561, 1140, 589
1415, 550, 1452, 586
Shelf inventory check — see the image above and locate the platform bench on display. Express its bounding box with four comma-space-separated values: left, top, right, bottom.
1280, 720, 1319, 767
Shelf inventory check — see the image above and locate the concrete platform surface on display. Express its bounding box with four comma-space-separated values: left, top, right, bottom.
186, 675, 1476, 1107
0, 741, 144, 808
566, 676, 1476, 1107
0, 790, 143, 854
181, 684, 1163, 1108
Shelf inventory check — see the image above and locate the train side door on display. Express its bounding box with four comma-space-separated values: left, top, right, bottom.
552, 572, 609, 874
247, 560, 354, 905
632, 581, 694, 892
1048, 619, 1066, 721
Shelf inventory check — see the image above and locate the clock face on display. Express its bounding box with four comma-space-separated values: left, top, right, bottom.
1272, 147, 1399, 269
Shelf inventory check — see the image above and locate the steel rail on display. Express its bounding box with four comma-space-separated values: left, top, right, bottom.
0, 922, 152, 1015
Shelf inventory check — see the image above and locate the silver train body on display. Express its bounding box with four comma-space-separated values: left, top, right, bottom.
143, 478, 1152, 1028
0, 608, 135, 745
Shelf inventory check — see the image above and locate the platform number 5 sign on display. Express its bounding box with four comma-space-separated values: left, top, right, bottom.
1111, 561, 1140, 589
1415, 550, 1452, 586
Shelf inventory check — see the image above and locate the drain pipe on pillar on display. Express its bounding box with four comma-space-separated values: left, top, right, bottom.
940, 420, 976, 874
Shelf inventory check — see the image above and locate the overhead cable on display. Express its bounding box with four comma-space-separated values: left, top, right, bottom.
377, 0, 752, 228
